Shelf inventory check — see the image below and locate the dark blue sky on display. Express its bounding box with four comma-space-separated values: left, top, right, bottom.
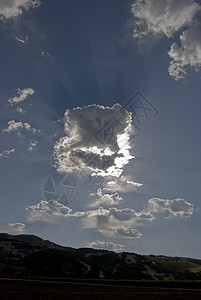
0, 0, 201, 258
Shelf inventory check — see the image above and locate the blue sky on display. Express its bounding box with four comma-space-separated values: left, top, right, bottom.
0, 0, 201, 257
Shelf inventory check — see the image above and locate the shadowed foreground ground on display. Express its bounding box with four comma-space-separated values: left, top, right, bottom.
0, 279, 201, 300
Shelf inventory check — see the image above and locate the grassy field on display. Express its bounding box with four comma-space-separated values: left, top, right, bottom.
146, 256, 201, 271
0, 279, 201, 299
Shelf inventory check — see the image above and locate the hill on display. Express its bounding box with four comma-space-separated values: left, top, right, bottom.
0, 233, 201, 281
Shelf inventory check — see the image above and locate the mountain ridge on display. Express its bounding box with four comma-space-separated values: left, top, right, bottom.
0, 233, 201, 280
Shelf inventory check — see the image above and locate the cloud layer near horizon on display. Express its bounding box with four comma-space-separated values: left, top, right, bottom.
88, 240, 125, 251
26, 197, 194, 239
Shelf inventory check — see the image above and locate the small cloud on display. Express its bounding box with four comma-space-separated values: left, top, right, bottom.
3, 120, 40, 135
108, 207, 154, 222
88, 240, 125, 252
0, 0, 41, 20
100, 226, 142, 239
8, 88, 34, 105
26, 199, 72, 222
0, 148, 15, 159
85, 206, 153, 222
15, 36, 28, 44
15, 107, 25, 114
89, 188, 122, 207
28, 140, 38, 152
147, 198, 194, 218
103, 175, 143, 193
168, 24, 201, 80
41, 50, 50, 57
8, 222, 25, 233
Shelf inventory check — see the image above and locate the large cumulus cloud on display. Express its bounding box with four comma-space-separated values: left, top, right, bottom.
54, 104, 134, 177
130, 0, 201, 80
131, 0, 200, 39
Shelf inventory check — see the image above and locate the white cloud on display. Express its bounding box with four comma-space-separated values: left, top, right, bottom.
130, 0, 201, 79
41, 50, 50, 57
109, 207, 154, 221
15, 107, 25, 113
26, 199, 72, 222
84, 206, 153, 239
54, 104, 134, 177
8, 88, 34, 105
25, 196, 194, 237
131, 0, 200, 39
88, 240, 125, 251
3, 120, 40, 135
3, 120, 24, 132
82, 196, 194, 237
147, 198, 194, 218
0, 0, 41, 20
89, 188, 122, 207
15, 36, 28, 44
0, 148, 15, 158
8, 222, 25, 232
100, 227, 142, 239
22, 197, 155, 239
28, 140, 38, 151
168, 25, 201, 80
103, 175, 143, 193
